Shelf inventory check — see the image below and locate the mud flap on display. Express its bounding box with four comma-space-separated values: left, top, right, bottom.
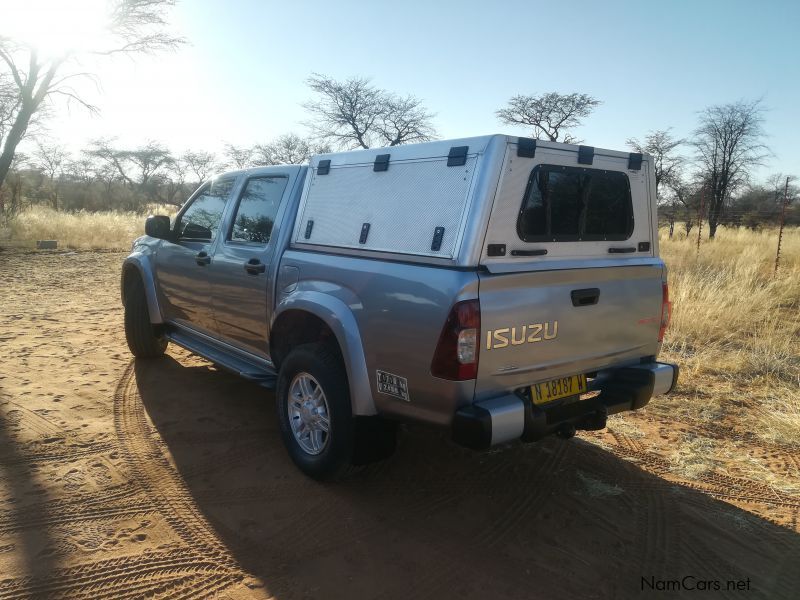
352, 416, 398, 465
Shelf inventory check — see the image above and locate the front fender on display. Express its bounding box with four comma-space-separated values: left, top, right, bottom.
272, 291, 376, 416
121, 253, 163, 324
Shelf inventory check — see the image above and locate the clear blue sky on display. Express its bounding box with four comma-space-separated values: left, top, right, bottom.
39, 0, 800, 180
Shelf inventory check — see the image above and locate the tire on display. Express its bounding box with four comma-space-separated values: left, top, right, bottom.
276, 343, 355, 480
124, 275, 167, 358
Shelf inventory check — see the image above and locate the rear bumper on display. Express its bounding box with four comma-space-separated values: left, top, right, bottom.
452, 361, 678, 450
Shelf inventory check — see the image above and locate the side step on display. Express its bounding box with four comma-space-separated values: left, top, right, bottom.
166, 327, 277, 389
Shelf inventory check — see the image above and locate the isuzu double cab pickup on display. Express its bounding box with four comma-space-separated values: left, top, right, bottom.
121, 135, 678, 479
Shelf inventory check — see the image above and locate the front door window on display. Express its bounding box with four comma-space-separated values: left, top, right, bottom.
176, 176, 237, 241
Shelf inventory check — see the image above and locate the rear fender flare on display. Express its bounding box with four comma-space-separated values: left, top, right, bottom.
121, 254, 163, 324
272, 291, 376, 416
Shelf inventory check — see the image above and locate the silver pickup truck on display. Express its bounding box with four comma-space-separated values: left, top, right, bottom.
121, 134, 677, 479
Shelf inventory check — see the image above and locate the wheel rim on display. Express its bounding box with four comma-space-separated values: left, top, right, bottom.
287, 372, 331, 455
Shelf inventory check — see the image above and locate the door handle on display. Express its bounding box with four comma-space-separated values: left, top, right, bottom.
195, 251, 211, 266
244, 258, 266, 275
571, 288, 600, 306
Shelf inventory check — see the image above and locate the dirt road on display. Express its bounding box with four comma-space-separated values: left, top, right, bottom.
1, 250, 799, 599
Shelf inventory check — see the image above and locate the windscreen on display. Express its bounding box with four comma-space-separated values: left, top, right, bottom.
517, 164, 633, 242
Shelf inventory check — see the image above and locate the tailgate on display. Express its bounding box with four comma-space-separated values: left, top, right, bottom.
480, 140, 656, 268
475, 264, 665, 398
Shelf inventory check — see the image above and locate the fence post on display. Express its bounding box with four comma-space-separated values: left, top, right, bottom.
775, 176, 790, 277
696, 187, 705, 259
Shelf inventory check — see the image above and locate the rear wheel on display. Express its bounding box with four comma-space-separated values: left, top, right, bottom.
124, 275, 167, 358
277, 343, 354, 480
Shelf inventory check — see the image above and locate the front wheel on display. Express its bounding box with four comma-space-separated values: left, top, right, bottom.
124, 275, 167, 358
276, 343, 354, 480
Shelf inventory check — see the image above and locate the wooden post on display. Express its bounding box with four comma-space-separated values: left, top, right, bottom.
775, 177, 790, 277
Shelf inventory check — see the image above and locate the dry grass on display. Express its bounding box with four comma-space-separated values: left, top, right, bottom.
636, 226, 800, 493
1, 205, 175, 250
658, 226, 800, 441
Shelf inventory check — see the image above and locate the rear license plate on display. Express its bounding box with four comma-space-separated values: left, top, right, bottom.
531, 374, 587, 405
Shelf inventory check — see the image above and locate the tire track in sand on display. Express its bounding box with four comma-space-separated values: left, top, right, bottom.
373, 440, 571, 600
0, 363, 253, 599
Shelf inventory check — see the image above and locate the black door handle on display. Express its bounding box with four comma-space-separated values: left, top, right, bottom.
244, 258, 266, 275
511, 248, 548, 257
608, 246, 636, 254
195, 251, 211, 266
571, 288, 600, 306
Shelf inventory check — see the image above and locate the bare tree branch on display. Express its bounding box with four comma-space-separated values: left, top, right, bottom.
223, 144, 254, 170
252, 133, 330, 166
375, 94, 437, 147
182, 150, 220, 184
304, 73, 436, 149
0, 46, 25, 89
47, 89, 100, 114
0, 0, 183, 190
692, 99, 769, 237
627, 129, 684, 197
496, 92, 601, 143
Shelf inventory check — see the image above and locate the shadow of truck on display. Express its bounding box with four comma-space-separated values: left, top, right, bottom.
132, 356, 800, 600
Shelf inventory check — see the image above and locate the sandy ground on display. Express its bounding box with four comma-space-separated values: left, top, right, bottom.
1, 249, 799, 599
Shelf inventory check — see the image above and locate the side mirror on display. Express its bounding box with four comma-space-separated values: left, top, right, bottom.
145, 215, 171, 240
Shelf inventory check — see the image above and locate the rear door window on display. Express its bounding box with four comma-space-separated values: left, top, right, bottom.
517, 165, 633, 242
229, 176, 289, 244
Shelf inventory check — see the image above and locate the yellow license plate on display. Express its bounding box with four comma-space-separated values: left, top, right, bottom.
531, 374, 587, 405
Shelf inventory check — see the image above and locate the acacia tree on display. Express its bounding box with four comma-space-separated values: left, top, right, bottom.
626, 129, 683, 198
496, 92, 601, 143
88, 138, 135, 188
252, 133, 330, 166
182, 150, 219, 185
223, 144, 254, 170
64, 155, 96, 188
157, 158, 187, 205
33, 141, 68, 209
693, 99, 768, 238
0, 0, 182, 190
122, 141, 173, 201
670, 177, 703, 236
304, 74, 436, 149
88, 138, 172, 206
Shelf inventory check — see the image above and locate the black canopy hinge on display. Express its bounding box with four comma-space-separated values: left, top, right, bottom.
373, 154, 390, 172
628, 153, 643, 170
578, 145, 594, 165
447, 146, 469, 167
431, 227, 445, 251
359, 222, 371, 244
517, 137, 536, 158
317, 159, 331, 175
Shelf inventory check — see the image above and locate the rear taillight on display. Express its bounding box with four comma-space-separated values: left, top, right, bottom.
431, 299, 480, 380
658, 282, 672, 342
